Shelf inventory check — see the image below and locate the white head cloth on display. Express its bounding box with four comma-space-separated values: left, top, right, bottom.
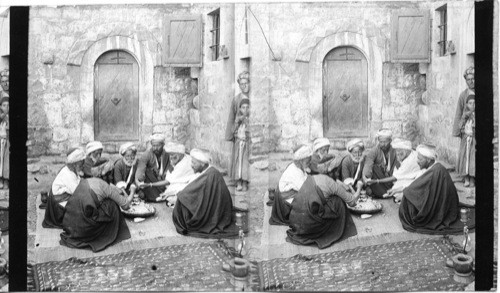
313, 138, 330, 152
190, 148, 211, 164
85, 141, 103, 156
116, 181, 127, 189
416, 144, 438, 160
150, 133, 165, 144
119, 142, 137, 156
293, 144, 313, 161
67, 148, 85, 164
164, 142, 186, 154
392, 138, 412, 151
346, 138, 364, 152
377, 128, 393, 139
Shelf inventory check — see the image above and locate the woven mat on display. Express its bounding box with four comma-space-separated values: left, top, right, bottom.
27, 241, 260, 291
257, 237, 468, 291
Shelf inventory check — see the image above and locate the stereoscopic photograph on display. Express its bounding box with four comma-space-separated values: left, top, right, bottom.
1, 0, 498, 291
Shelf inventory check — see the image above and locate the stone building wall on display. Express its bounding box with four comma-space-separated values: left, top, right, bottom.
27, 4, 230, 160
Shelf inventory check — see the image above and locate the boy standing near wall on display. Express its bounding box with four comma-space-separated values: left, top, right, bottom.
0, 97, 8, 189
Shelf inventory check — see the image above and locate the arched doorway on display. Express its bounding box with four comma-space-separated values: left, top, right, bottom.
94, 50, 139, 141
322, 46, 368, 138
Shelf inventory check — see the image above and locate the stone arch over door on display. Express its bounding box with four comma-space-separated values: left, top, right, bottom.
307, 32, 385, 140
74, 36, 156, 146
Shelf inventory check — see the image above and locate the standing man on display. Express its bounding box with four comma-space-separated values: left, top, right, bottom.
135, 133, 171, 202
363, 129, 399, 198
452, 66, 475, 138
226, 71, 250, 186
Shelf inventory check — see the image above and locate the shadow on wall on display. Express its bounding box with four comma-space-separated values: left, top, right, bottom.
27, 92, 52, 157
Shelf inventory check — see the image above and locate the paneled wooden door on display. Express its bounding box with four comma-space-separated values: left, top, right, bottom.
323, 46, 368, 138
94, 50, 139, 141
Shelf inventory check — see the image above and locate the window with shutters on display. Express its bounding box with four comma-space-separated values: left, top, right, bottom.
163, 15, 202, 67
208, 8, 220, 61
436, 5, 447, 56
391, 10, 431, 62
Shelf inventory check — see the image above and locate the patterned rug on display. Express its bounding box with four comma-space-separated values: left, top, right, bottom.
27, 241, 260, 291
257, 237, 468, 291
27, 237, 470, 291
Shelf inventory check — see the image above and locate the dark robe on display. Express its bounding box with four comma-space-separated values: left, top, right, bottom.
82, 157, 113, 183
452, 89, 471, 137
268, 188, 295, 226
42, 189, 70, 229
135, 149, 171, 202
172, 167, 240, 238
286, 176, 357, 249
399, 163, 475, 234
363, 145, 399, 198
60, 179, 131, 252
339, 154, 365, 185
113, 159, 138, 192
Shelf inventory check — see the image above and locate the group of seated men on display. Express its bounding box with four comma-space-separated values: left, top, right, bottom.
269, 128, 475, 249
42, 134, 240, 252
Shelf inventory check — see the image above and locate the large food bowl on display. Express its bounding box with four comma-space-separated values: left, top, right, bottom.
121, 202, 156, 218
347, 198, 383, 214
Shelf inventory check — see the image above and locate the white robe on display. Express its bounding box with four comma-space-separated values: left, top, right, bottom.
51, 166, 81, 196
278, 163, 308, 203
392, 151, 422, 191
163, 155, 195, 196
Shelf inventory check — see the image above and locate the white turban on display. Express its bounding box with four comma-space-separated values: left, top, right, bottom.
377, 128, 393, 139
392, 138, 412, 151
119, 142, 137, 156
313, 138, 330, 152
85, 141, 103, 156
190, 148, 211, 164
116, 181, 127, 189
346, 138, 364, 152
416, 144, 438, 160
150, 133, 165, 143
293, 144, 313, 161
67, 148, 85, 164
164, 142, 186, 154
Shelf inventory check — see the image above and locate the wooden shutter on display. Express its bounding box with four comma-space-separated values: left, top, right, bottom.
163, 15, 202, 67
391, 10, 430, 62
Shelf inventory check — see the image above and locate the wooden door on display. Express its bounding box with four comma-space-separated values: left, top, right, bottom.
323, 46, 368, 138
94, 50, 139, 141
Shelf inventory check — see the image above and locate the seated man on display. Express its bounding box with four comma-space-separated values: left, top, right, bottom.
365, 138, 422, 199
172, 149, 239, 238
135, 134, 171, 202
362, 129, 399, 198
387, 138, 421, 199
113, 142, 138, 198
60, 178, 133, 252
43, 147, 86, 229
269, 144, 312, 226
286, 174, 360, 249
398, 144, 475, 234
309, 137, 335, 175
82, 141, 114, 182
339, 138, 365, 192
141, 142, 195, 204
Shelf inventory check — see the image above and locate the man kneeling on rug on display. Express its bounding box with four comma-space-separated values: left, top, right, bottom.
398, 144, 475, 234
172, 148, 240, 238
286, 174, 359, 249
60, 178, 133, 252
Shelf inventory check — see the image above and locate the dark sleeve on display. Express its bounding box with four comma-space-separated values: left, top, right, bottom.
452, 91, 466, 137
225, 97, 237, 141
113, 160, 124, 183
102, 182, 128, 207
362, 148, 377, 178
82, 157, 93, 178
135, 152, 150, 183
340, 157, 351, 180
